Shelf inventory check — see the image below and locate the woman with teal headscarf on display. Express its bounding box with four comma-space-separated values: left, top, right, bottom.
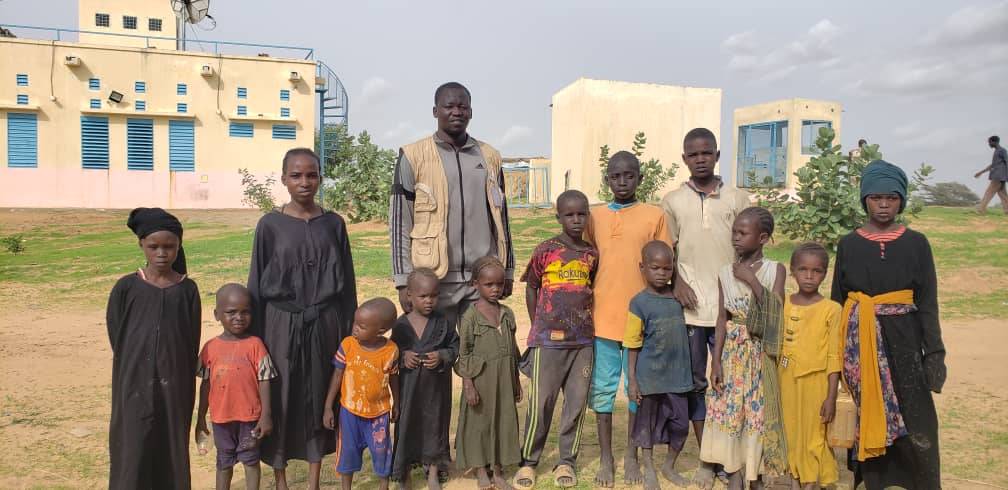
830, 160, 945, 490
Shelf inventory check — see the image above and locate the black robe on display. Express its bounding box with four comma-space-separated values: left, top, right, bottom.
247, 210, 357, 467
106, 272, 201, 490
831, 228, 946, 490
389, 312, 459, 480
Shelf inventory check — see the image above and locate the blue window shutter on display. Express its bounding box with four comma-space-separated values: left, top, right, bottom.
280, 107, 290, 117
7, 113, 38, 168
89, 78, 100, 90
135, 100, 146, 111
135, 81, 146, 93
229, 122, 253, 138
272, 124, 296, 140
16, 74, 28, 86
16, 94, 28, 105
169, 120, 195, 171
177, 83, 187, 95
126, 118, 154, 171
177, 102, 187, 113
81, 116, 109, 169
237, 105, 247, 116
237, 87, 247, 98
90, 98, 102, 109
280, 89, 290, 101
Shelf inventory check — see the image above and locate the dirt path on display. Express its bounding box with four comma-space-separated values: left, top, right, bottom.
0, 297, 1004, 489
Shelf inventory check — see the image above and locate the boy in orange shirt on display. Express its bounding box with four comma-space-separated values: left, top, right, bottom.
195, 284, 277, 490
585, 151, 673, 488
322, 298, 400, 490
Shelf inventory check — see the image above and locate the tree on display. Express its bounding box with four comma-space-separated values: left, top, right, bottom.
915, 182, 980, 207
750, 126, 933, 249
318, 124, 397, 223
238, 168, 277, 213
597, 132, 678, 203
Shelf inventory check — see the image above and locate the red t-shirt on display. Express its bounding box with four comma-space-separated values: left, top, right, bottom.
198, 336, 277, 424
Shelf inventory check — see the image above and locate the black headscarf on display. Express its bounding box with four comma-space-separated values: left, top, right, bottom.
860, 160, 908, 213
127, 207, 187, 274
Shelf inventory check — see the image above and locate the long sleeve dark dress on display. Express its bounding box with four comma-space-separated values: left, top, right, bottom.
389, 312, 460, 480
831, 228, 946, 490
247, 210, 358, 467
106, 272, 201, 490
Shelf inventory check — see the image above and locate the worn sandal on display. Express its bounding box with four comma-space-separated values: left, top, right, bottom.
513, 465, 536, 490
553, 464, 577, 488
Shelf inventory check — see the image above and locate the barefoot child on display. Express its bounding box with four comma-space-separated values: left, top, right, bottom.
390, 268, 460, 489
514, 190, 598, 489
107, 208, 201, 489
700, 207, 787, 489
832, 160, 945, 489
779, 243, 842, 489
195, 284, 277, 490
625, 241, 695, 490
585, 151, 673, 488
322, 298, 401, 490
455, 256, 522, 490
660, 129, 751, 481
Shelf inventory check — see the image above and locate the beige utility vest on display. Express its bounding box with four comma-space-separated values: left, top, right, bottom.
401, 136, 509, 279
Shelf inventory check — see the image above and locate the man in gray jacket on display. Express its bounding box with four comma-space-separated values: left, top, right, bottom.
389, 82, 515, 325
975, 135, 1008, 214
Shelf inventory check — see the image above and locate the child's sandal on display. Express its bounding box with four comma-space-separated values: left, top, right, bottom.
513, 465, 536, 490
552, 464, 577, 488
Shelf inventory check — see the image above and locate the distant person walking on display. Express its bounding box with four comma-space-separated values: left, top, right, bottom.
849, 139, 867, 161
975, 135, 1008, 214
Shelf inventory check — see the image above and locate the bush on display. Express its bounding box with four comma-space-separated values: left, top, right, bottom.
2, 234, 26, 254
238, 168, 277, 213
750, 127, 933, 250
915, 181, 979, 207
319, 125, 396, 223
597, 132, 677, 203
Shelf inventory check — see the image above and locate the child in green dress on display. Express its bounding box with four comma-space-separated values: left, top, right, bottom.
455, 256, 522, 490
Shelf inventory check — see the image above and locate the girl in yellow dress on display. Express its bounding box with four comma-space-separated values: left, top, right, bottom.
779, 243, 842, 489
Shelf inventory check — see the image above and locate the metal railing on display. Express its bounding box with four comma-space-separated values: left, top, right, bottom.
0, 23, 314, 59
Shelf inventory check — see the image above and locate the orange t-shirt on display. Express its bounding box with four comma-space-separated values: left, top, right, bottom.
198, 336, 277, 424
585, 203, 673, 341
333, 337, 399, 418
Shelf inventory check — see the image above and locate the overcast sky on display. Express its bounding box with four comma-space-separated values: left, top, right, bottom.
3, 0, 1006, 191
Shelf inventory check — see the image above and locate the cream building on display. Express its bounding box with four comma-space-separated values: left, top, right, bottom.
731, 98, 842, 189
549, 78, 722, 203
0, 0, 342, 208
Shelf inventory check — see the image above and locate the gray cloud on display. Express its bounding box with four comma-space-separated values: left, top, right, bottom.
723, 19, 840, 81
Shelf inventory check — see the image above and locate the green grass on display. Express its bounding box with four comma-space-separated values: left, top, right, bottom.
4, 206, 1003, 318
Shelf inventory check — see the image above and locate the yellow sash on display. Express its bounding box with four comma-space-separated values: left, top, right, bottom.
840, 289, 914, 462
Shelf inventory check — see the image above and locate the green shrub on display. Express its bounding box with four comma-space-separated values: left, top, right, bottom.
597, 132, 678, 203
750, 127, 933, 249
2, 234, 26, 255
238, 168, 277, 213
319, 125, 396, 223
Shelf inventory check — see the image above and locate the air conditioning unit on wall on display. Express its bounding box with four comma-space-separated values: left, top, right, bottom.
64, 55, 82, 67
200, 65, 215, 77
289, 71, 302, 82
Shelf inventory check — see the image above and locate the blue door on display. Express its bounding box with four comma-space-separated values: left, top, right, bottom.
737, 121, 787, 187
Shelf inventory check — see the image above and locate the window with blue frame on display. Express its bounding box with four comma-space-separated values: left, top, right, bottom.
177, 83, 187, 95
237, 87, 247, 99
126, 118, 154, 171
237, 105, 247, 116
280, 89, 290, 101
280, 107, 290, 117
16, 74, 28, 86
90, 98, 102, 109
737, 120, 788, 188
135, 100, 146, 111
7, 113, 38, 168
177, 103, 187, 113
229, 122, 253, 138
801, 121, 832, 154
89, 78, 100, 90
169, 120, 195, 171
16, 94, 28, 105
135, 81, 146, 93
272, 124, 296, 140
81, 116, 109, 169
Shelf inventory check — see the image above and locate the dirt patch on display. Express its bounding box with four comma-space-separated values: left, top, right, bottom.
941, 268, 1008, 296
